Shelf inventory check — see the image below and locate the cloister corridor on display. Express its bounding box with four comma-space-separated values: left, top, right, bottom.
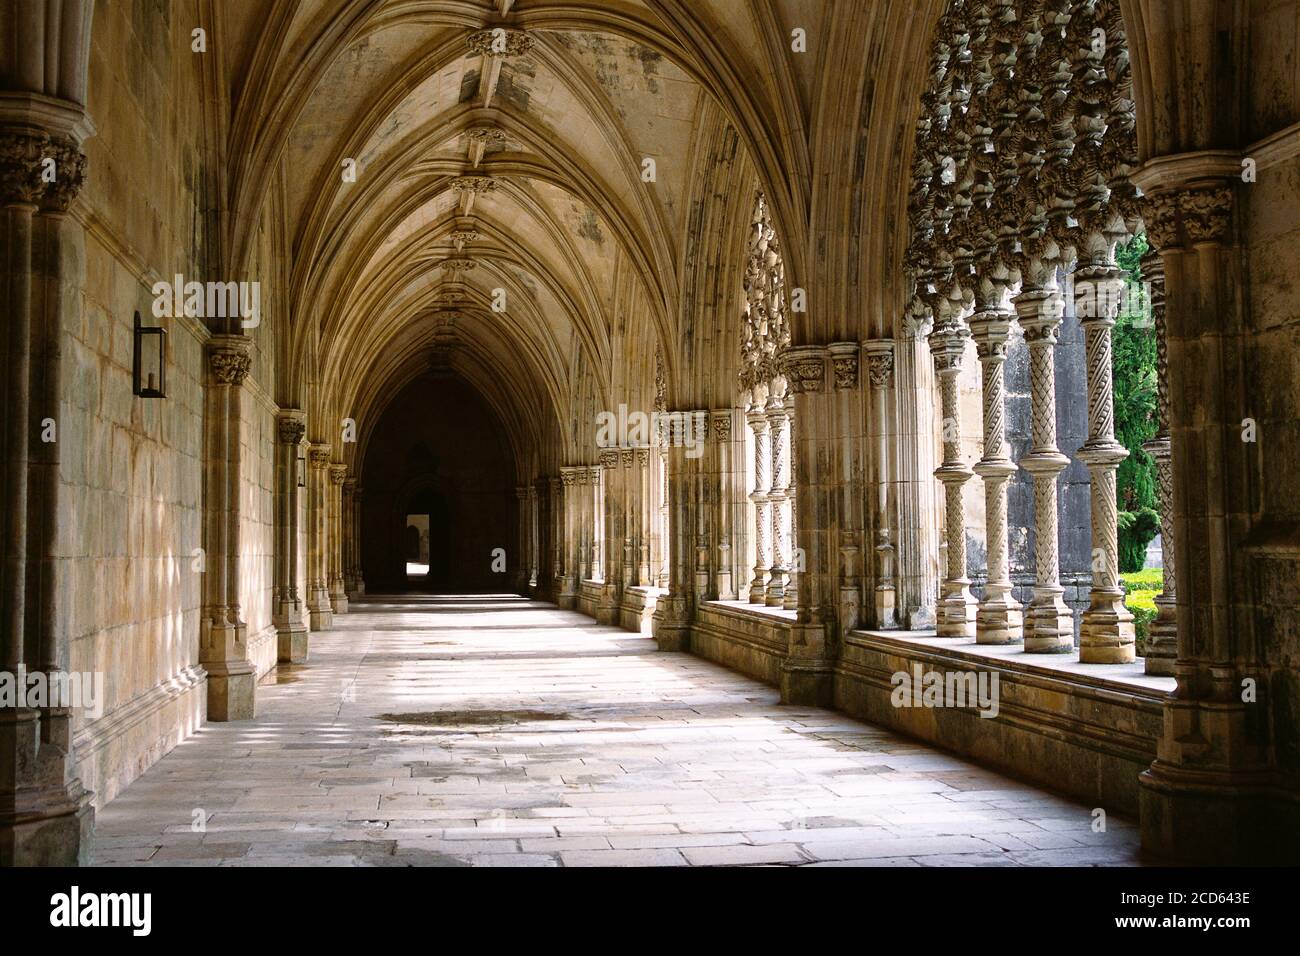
87, 597, 1141, 868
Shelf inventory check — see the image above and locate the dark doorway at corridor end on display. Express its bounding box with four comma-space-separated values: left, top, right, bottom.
360, 371, 516, 592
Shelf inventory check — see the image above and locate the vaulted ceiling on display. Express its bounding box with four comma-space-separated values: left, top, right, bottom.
202, 0, 946, 471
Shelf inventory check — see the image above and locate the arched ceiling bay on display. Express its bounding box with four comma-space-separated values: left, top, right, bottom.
214, 0, 950, 435
216, 0, 742, 452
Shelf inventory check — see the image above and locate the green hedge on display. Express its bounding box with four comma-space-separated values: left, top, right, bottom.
1121, 570, 1162, 657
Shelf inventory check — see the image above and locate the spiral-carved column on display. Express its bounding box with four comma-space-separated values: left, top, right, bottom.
969, 288, 1023, 645
747, 388, 771, 603
766, 381, 790, 606
1015, 254, 1074, 652
1075, 227, 1135, 663
929, 321, 977, 637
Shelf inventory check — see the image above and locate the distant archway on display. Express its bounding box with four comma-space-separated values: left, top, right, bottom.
360, 371, 516, 592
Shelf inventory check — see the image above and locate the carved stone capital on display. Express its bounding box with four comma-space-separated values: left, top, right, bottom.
440, 257, 477, 273
828, 343, 859, 391
207, 336, 252, 385
277, 415, 307, 446
329, 464, 347, 485
781, 347, 826, 395
1181, 182, 1235, 245
0, 127, 50, 206
968, 314, 1014, 362
309, 444, 333, 468
710, 412, 732, 442
1141, 191, 1182, 252
40, 136, 86, 212
863, 340, 896, 389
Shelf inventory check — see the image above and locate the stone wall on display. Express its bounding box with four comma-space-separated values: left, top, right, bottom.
65, 0, 214, 806
1242, 118, 1300, 782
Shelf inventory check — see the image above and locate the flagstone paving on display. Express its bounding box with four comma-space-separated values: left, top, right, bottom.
88, 595, 1145, 866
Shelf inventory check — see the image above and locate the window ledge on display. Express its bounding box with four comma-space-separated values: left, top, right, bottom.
702, 599, 798, 623
847, 629, 1176, 697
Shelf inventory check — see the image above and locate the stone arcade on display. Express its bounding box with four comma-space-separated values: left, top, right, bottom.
1, 0, 1298, 866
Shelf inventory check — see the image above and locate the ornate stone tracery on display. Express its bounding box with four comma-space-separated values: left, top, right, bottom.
738, 193, 797, 606
908, 0, 1141, 661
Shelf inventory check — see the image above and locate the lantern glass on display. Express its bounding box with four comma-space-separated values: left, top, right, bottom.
133, 311, 167, 398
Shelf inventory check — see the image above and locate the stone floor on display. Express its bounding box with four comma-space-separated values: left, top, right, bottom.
89, 595, 1144, 867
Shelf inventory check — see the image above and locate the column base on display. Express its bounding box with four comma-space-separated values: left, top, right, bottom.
907, 603, 937, 630
277, 624, 309, 664
1080, 593, 1136, 663
1140, 762, 1300, 864
975, 590, 1023, 645
205, 660, 256, 721
779, 659, 834, 707
1143, 605, 1177, 675
596, 584, 621, 625
653, 624, 690, 652
937, 584, 977, 637
765, 569, 787, 607
652, 598, 691, 651
0, 791, 94, 867
330, 590, 349, 615
874, 586, 897, 629
0, 708, 95, 865
1024, 591, 1075, 653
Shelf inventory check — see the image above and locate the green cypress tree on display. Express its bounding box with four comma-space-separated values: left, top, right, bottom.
1112, 235, 1159, 572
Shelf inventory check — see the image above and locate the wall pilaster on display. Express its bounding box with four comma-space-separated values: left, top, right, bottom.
274, 411, 309, 662
306, 444, 333, 631
201, 336, 256, 720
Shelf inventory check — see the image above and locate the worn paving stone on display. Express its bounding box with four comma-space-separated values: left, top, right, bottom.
87, 596, 1145, 867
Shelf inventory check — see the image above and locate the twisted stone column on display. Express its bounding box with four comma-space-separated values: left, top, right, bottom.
970, 295, 1023, 645
929, 322, 977, 637
1074, 229, 1135, 663
1015, 258, 1075, 652
307, 445, 333, 631
783, 403, 798, 611
766, 381, 790, 606
747, 389, 771, 603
